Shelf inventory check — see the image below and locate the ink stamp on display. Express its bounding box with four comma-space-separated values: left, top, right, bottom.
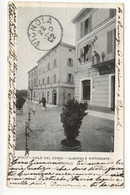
28, 15, 63, 51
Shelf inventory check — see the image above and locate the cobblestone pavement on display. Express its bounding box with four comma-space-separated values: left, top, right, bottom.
15, 101, 114, 152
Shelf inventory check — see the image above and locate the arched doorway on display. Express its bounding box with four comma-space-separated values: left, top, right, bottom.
67, 93, 71, 101
52, 90, 57, 105
47, 91, 49, 103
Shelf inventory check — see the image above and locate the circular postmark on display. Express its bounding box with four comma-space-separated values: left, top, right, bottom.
28, 15, 63, 51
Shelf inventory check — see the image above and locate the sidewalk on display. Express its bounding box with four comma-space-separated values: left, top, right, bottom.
30, 100, 114, 120
31, 100, 58, 108
87, 110, 114, 121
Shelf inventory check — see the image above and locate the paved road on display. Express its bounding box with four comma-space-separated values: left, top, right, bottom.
16, 101, 114, 152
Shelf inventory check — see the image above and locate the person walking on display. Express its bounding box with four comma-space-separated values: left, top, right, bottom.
42, 96, 47, 110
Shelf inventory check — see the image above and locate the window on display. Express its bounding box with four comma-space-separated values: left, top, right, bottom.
67, 74, 73, 83
54, 74, 56, 83
84, 18, 89, 35
29, 81, 30, 87
42, 78, 44, 85
31, 80, 33, 87
82, 80, 91, 101
54, 59, 57, 67
107, 29, 116, 54
34, 79, 36, 86
84, 45, 91, 62
31, 72, 33, 77
67, 58, 73, 67
39, 80, 40, 85
79, 44, 92, 63
47, 63, 50, 70
42, 67, 45, 73
110, 9, 116, 18
39, 68, 41, 75
47, 76, 50, 84
80, 17, 91, 38
80, 22, 84, 38
47, 91, 49, 102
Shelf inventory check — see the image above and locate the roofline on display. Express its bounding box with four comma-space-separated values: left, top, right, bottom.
28, 65, 38, 73
37, 42, 75, 63
71, 8, 86, 23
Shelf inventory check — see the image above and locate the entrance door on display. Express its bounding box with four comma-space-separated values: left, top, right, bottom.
82, 80, 91, 101
47, 91, 49, 103
111, 75, 115, 111
52, 90, 57, 105
67, 93, 71, 101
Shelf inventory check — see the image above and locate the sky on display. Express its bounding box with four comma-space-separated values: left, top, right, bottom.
16, 6, 82, 89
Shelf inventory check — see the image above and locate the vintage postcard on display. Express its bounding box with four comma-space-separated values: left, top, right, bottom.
7, 2, 124, 188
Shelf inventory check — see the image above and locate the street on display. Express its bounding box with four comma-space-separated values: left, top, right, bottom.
16, 101, 114, 152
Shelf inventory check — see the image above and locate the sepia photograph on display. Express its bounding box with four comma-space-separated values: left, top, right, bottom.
15, 6, 116, 152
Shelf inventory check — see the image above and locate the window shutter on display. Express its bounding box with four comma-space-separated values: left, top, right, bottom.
107, 31, 113, 53
89, 16, 91, 33
67, 74, 68, 82
71, 59, 73, 66
71, 75, 73, 83
80, 22, 84, 38
67, 59, 69, 66
114, 29, 116, 53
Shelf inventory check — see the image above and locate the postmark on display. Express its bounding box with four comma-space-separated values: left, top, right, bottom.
28, 15, 63, 51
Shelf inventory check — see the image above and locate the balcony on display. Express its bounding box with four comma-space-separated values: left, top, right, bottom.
91, 50, 115, 75
78, 49, 115, 75
92, 59, 115, 75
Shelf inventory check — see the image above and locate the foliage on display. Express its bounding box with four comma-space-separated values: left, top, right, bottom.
60, 98, 88, 142
16, 90, 27, 110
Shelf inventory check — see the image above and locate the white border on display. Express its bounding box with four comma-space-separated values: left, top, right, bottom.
0, 0, 129, 195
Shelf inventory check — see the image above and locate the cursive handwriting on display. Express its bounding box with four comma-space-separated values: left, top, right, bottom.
8, 3, 17, 173
7, 157, 124, 188
25, 107, 35, 157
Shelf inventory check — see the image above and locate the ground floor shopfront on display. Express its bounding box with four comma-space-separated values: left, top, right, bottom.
28, 85, 74, 106
75, 65, 115, 113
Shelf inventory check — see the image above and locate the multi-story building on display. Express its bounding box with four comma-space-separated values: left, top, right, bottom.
28, 65, 38, 101
72, 8, 116, 112
28, 42, 75, 105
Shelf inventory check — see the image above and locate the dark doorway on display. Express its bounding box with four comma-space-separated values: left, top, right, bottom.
82, 80, 91, 101
67, 93, 71, 101
111, 75, 115, 111
52, 90, 57, 105
47, 91, 49, 103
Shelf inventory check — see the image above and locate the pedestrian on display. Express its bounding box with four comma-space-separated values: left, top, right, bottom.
94, 51, 100, 63
42, 96, 47, 110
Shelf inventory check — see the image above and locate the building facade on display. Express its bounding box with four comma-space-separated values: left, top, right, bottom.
72, 8, 116, 112
28, 42, 75, 105
28, 65, 38, 101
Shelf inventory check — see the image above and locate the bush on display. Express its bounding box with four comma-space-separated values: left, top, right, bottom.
16, 90, 27, 110
60, 98, 88, 142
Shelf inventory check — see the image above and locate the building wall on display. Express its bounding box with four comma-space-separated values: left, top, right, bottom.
75, 69, 110, 107
29, 43, 76, 105
73, 8, 116, 112
28, 66, 38, 101
59, 44, 76, 84
77, 19, 116, 70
